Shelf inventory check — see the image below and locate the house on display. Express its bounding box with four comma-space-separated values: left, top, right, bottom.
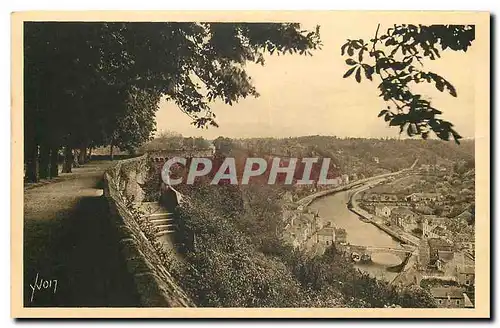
458, 241, 475, 253
334, 228, 348, 245
341, 174, 349, 185
448, 251, 476, 286
406, 192, 441, 203
457, 265, 475, 287
454, 233, 475, 253
421, 215, 447, 226
428, 238, 454, 270
375, 205, 392, 218
421, 220, 433, 238
430, 287, 471, 308
390, 207, 418, 231
316, 227, 335, 246
456, 209, 474, 225
380, 193, 399, 202
421, 216, 449, 238
419, 238, 454, 269
419, 164, 431, 172
426, 225, 449, 241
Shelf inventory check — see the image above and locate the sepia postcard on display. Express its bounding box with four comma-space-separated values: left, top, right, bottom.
11, 11, 490, 318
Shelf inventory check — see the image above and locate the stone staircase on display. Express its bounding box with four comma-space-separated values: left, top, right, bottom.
147, 211, 176, 237
136, 201, 178, 250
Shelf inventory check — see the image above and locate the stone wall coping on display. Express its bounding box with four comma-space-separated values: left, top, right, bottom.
103, 157, 195, 308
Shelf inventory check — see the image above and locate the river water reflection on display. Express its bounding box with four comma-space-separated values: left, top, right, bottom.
309, 188, 404, 281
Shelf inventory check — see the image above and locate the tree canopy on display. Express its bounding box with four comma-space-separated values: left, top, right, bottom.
341, 24, 475, 144
24, 22, 321, 181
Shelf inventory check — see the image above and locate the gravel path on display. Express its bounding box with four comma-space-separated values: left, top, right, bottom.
23, 161, 141, 307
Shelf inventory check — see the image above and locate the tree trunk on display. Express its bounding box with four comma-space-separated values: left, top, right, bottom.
72, 149, 80, 168
38, 143, 50, 179
49, 146, 59, 178
62, 146, 73, 173
25, 142, 39, 182
110, 144, 114, 161
87, 147, 93, 161
78, 146, 87, 165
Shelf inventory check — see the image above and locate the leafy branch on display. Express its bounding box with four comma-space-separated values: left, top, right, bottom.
341, 24, 475, 144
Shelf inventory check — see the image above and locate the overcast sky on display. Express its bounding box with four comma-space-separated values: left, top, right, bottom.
155, 14, 477, 140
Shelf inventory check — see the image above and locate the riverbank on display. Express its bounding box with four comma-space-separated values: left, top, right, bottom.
297, 165, 414, 208
348, 185, 419, 247
348, 171, 419, 246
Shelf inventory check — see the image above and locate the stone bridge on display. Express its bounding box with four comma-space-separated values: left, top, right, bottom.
338, 243, 415, 263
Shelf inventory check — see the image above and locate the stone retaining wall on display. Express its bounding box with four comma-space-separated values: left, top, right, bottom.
103, 155, 194, 307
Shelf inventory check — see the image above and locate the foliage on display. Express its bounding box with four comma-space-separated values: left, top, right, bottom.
26, 22, 321, 146
213, 136, 235, 155
229, 135, 474, 180
110, 88, 160, 153
140, 131, 213, 152
420, 278, 459, 289
288, 246, 437, 308
341, 24, 475, 144
24, 22, 321, 180
175, 183, 306, 307
170, 175, 437, 308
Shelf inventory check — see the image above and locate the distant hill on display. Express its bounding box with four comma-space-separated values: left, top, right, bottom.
229, 136, 474, 177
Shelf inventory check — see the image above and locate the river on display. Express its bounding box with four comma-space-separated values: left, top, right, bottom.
309, 187, 404, 281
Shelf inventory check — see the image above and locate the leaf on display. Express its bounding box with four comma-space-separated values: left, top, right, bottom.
433, 47, 441, 58
352, 40, 362, 49
363, 65, 373, 81
345, 58, 357, 66
343, 66, 357, 78
355, 68, 361, 83
451, 129, 463, 144
389, 114, 407, 126
358, 49, 364, 62
435, 80, 444, 92
443, 81, 457, 97
402, 122, 409, 135
341, 43, 348, 55
378, 109, 388, 117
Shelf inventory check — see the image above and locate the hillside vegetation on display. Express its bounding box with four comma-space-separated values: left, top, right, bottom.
144, 135, 474, 307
